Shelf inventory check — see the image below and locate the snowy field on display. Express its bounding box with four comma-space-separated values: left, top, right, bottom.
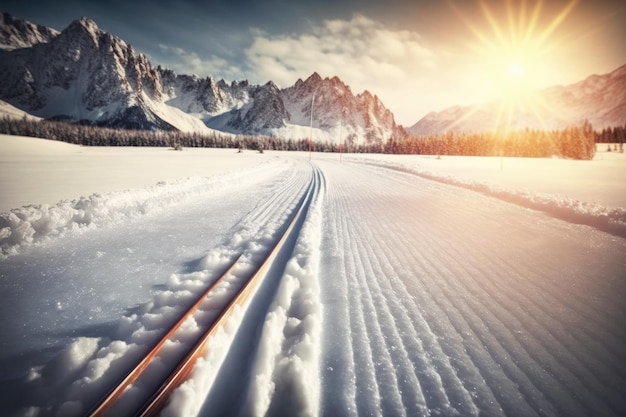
1, 134, 625, 417
0, 135, 266, 212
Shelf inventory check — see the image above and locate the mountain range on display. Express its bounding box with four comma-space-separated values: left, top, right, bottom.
409, 64, 626, 136
0, 12, 624, 141
0, 13, 403, 144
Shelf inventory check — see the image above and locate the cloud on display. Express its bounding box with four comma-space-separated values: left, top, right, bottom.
155, 44, 245, 81
245, 14, 437, 95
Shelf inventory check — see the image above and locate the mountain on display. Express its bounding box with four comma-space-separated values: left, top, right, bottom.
408, 64, 626, 136
0, 16, 214, 132
277, 73, 402, 144
0, 14, 403, 143
0, 12, 59, 50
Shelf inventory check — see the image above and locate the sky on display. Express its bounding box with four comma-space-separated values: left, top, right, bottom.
2, 0, 625, 125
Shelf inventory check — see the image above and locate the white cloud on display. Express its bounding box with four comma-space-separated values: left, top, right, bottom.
155, 44, 245, 81
244, 14, 440, 124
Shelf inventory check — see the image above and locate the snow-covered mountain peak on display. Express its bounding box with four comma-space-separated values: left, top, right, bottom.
409, 63, 626, 135
68, 16, 99, 32
358, 90, 374, 100
305, 72, 323, 85
610, 64, 626, 80
60, 16, 104, 46
263, 80, 280, 91
0, 12, 59, 50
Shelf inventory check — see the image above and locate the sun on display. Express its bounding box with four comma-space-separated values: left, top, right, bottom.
507, 62, 526, 80
451, 0, 579, 130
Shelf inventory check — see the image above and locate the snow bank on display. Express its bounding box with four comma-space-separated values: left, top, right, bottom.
0, 157, 286, 258
355, 158, 626, 238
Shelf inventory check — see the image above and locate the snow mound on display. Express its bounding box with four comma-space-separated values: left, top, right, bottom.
240, 172, 325, 417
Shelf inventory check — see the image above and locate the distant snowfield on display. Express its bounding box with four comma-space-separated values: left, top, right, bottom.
0, 134, 625, 417
2, 134, 624, 212
346, 151, 626, 209
0, 135, 265, 212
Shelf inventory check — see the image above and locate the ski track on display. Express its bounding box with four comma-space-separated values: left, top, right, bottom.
156, 163, 329, 417
318, 159, 626, 417
113, 161, 316, 417
3, 158, 317, 417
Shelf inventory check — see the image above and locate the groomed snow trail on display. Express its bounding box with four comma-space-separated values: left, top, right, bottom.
2, 152, 625, 417
317, 158, 626, 417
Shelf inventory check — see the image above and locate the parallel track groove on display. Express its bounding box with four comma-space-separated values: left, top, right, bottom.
87, 167, 318, 417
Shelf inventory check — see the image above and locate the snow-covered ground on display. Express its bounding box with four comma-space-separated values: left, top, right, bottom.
1, 134, 625, 417
348, 152, 626, 209
0, 135, 265, 212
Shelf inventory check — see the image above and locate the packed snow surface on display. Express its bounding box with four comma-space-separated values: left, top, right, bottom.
0, 134, 625, 417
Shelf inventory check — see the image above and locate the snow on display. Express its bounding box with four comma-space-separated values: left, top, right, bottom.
340, 150, 626, 238
348, 150, 626, 209
268, 123, 336, 143
0, 135, 264, 212
144, 95, 226, 134
1, 135, 625, 417
267, 122, 371, 145
36, 82, 222, 133
0, 99, 42, 121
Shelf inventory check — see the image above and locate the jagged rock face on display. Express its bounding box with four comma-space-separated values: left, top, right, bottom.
227, 82, 288, 132
356, 90, 400, 143
0, 16, 173, 129
158, 70, 251, 116
0, 13, 404, 141
161, 72, 223, 114
408, 64, 626, 135
282, 73, 355, 128
0, 12, 59, 50
280, 72, 404, 142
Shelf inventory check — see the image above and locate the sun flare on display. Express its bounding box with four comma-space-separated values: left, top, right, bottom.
451, 0, 580, 130
507, 62, 526, 80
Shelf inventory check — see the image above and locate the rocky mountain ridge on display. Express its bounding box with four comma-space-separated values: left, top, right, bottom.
0, 12, 59, 50
0, 14, 404, 143
409, 64, 626, 136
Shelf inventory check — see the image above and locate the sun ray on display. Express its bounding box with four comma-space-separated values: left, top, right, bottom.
506, 0, 520, 46
479, 0, 507, 46
447, 0, 583, 132
524, 0, 543, 43
535, 0, 579, 45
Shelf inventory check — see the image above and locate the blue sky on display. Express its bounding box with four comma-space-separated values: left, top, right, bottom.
3, 0, 625, 125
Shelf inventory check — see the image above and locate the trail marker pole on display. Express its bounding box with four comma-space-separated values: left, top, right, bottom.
339, 117, 343, 163
309, 94, 314, 161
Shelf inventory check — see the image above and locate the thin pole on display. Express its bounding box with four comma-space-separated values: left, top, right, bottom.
339, 117, 343, 163
309, 94, 314, 161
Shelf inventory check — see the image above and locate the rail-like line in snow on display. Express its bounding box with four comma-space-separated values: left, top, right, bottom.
87, 166, 319, 417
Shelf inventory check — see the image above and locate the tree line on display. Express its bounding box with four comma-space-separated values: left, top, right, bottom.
392, 121, 599, 160
0, 116, 388, 153
1, 116, 621, 160
595, 125, 625, 153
